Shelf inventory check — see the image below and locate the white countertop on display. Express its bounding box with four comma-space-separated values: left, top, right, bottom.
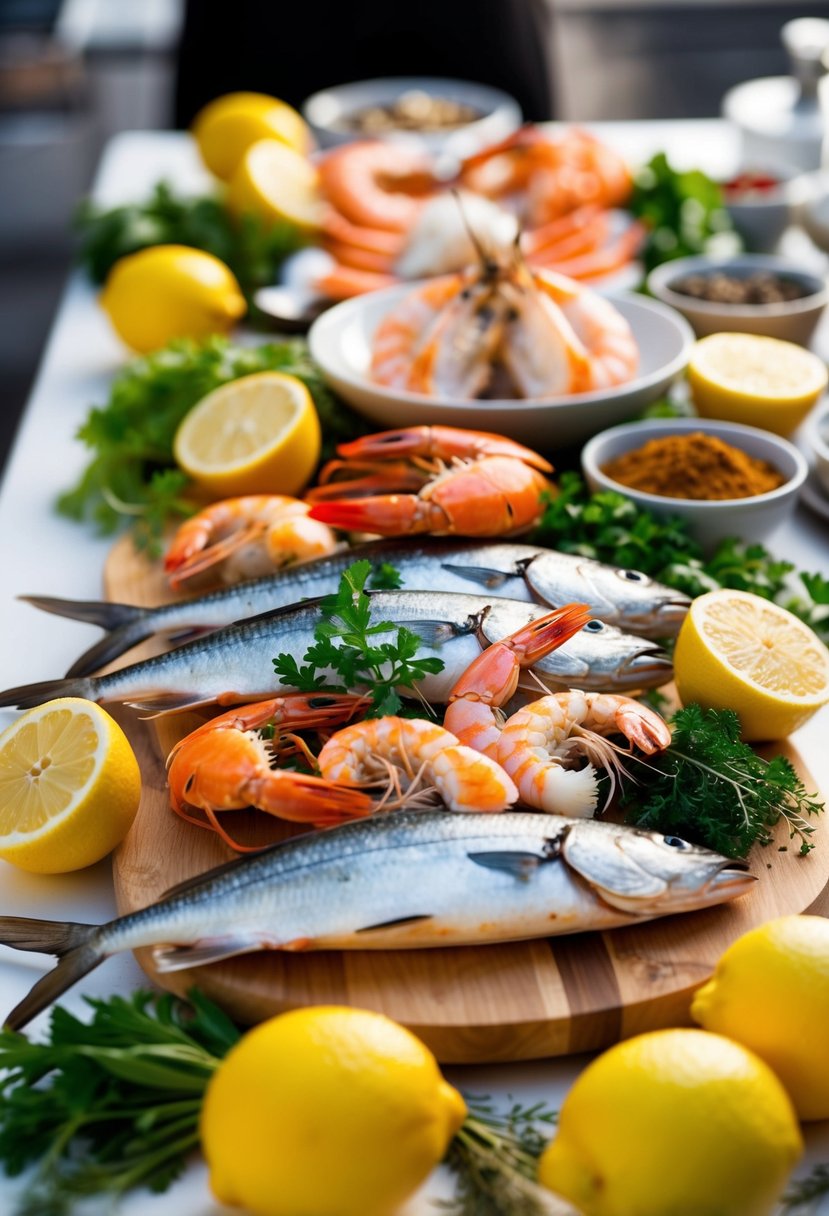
0, 121, 827, 1214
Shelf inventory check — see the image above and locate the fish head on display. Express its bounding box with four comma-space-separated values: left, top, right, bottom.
533, 620, 674, 692
525, 554, 690, 639
560, 821, 755, 916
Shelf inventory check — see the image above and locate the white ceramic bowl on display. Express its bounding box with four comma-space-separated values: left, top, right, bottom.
805, 397, 829, 495
308, 286, 695, 448
721, 165, 798, 253
581, 418, 808, 550
647, 253, 828, 345
302, 77, 522, 157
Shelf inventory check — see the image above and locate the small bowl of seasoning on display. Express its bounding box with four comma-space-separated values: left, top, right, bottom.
581, 418, 808, 550
302, 77, 522, 156
647, 253, 828, 345
721, 166, 796, 253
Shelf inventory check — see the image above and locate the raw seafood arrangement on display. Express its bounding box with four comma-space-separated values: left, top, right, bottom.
2, 84, 829, 1216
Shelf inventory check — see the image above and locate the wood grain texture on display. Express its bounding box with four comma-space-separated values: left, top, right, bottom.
104, 535, 829, 1063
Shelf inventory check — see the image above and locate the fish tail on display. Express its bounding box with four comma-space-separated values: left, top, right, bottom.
19, 596, 152, 677
0, 918, 104, 1030
0, 677, 96, 710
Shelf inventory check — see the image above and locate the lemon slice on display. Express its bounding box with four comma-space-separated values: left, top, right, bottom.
0, 699, 141, 873
193, 91, 312, 181
174, 371, 322, 498
674, 588, 829, 740
227, 139, 324, 233
688, 333, 828, 436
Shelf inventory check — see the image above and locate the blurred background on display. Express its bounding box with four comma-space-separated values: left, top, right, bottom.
2, 0, 828, 469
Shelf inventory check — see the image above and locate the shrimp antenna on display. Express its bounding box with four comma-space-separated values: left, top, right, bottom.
451, 187, 498, 276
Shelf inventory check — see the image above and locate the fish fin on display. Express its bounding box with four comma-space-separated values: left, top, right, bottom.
0, 678, 94, 710
441, 563, 515, 591
356, 914, 432, 933
0, 917, 103, 1030
467, 851, 545, 880
126, 694, 221, 717
152, 937, 266, 972
166, 627, 213, 645
19, 595, 144, 631
393, 619, 461, 647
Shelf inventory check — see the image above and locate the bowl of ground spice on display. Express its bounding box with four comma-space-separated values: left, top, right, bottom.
581, 418, 808, 549
647, 254, 828, 346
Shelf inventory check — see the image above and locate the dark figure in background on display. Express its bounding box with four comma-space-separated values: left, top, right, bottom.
174, 0, 554, 127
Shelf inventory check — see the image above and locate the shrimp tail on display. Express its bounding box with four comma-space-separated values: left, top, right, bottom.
0, 918, 104, 1031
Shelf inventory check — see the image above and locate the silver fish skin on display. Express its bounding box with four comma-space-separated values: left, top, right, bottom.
0, 591, 673, 713
0, 811, 754, 1030
20, 539, 689, 678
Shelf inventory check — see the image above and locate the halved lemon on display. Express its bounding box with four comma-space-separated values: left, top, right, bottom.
173, 370, 322, 498
193, 92, 312, 181
688, 333, 828, 436
227, 139, 324, 233
0, 699, 141, 873
674, 589, 829, 740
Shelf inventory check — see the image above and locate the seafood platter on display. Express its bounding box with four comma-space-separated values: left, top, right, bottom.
2, 95, 829, 1073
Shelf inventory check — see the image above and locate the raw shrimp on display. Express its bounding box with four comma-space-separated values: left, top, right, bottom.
164, 495, 338, 591
316, 717, 518, 814
495, 691, 671, 817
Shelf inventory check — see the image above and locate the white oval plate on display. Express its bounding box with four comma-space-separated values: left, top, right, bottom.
308, 286, 695, 448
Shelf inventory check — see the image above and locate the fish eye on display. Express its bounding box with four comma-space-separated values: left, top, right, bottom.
619, 569, 646, 582
663, 835, 690, 849
584, 621, 605, 633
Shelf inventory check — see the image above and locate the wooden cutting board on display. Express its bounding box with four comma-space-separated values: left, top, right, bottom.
105, 535, 829, 1064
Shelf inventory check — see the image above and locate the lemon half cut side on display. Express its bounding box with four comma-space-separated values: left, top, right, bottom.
173, 371, 322, 499
0, 699, 141, 873
674, 588, 829, 740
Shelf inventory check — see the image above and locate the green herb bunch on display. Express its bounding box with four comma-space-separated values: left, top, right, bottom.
75, 181, 303, 301
57, 336, 366, 553
622, 704, 823, 857
533, 473, 829, 647
0, 990, 559, 1216
273, 559, 444, 717
628, 152, 737, 274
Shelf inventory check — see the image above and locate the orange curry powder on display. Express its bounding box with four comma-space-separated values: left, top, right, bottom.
602, 432, 784, 500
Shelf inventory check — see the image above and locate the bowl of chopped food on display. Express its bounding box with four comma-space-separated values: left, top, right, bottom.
647, 253, 828, 345
302, 77, 522, 157
308, 275, 695, 448
581, 418, 808, 549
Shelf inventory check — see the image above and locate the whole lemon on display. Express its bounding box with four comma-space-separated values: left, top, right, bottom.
692, 915, 829, 1120
100, 245, 246, 353
538, 1028, 802, 1216
193, 91, 312, 181
200, 1005, 466, 1216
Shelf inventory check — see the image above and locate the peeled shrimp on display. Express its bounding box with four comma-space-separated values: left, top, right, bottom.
496, 691, 671, 817
317, 717, 518, 813
164, 495, 338, 591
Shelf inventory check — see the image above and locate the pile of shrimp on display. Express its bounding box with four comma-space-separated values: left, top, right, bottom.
311, 125, 643, 300
165, 604, 672, 853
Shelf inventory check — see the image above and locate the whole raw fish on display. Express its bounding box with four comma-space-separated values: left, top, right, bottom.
0, 591, 673, 714
0, 810, 754, 1030
21, 540, 689, 677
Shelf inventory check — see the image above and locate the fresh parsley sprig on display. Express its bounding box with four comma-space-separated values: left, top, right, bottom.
0, 991, 239, 1215
0, 990, 561, 1216
273, 560, 444, 717
533, 473, 829, 647
57, 335, 366, 554
622, 704, 824, 857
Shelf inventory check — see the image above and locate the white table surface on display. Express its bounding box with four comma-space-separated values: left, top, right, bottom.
0, 120, 828, 1214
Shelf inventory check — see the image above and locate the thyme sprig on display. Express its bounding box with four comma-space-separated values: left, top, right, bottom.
440, 1094, 561, 1216
781, 1164, 829, 1213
